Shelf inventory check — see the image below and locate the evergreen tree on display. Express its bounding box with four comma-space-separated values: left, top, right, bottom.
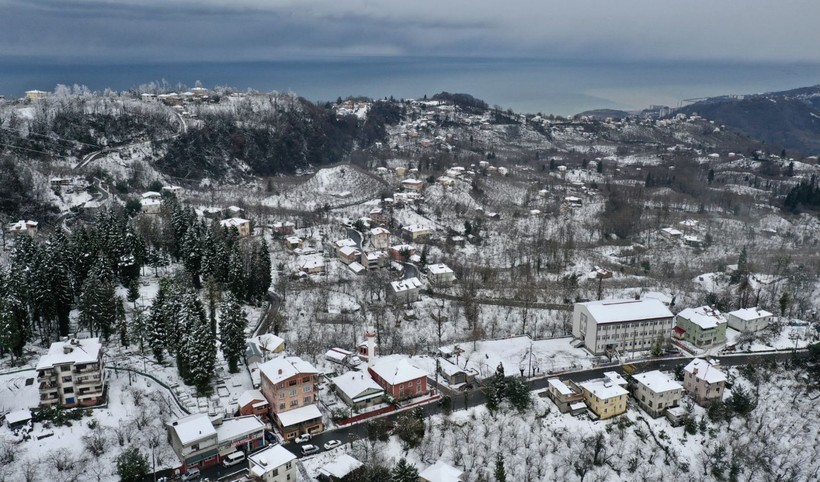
249, 238, 272, 304
219, 292, 248, 373
78, 258, 116, 339
116, 447, 149, 482
495, 453, 507, 482
116, 296, 128, 348
493, 362, 507, 400
178, 291, 215, 393
506, 377, 531, 412
227, 246, 246, 301
391, 458, 418, 482
149, 279, 171, 363
0, 269, 30, 363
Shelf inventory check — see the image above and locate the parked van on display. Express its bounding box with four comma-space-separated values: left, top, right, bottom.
223, 451, 246, 467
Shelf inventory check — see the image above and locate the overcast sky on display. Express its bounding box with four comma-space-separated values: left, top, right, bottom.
2, 0, 820, 64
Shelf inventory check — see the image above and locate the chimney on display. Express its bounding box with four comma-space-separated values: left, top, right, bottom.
278, 369, 283, 375
63, 345, 73, 354
365, 327, 376, 368
693, 367, 698, 376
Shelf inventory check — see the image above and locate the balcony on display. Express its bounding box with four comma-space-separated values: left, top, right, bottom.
75, 364, 100, 374
75, 375, 102, 387
39, 381, 59, 391
37, 370, 56, 381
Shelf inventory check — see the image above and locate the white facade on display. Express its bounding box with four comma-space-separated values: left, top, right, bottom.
726, 307, 774, 333
572, 299, 674, 355
427, 263, 456, 286
248, 445, 297, 482
632, 371, 683, 418
36, 338, 105, 408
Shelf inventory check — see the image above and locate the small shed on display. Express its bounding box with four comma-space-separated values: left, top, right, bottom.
5, 409, 32, 430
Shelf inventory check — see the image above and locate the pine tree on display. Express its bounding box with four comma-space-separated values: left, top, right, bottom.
495, 453, 507, 482
149, 279, 171, 363
219, 292, 247, 373
506, 377, 531, 412
391, 458, 418, 482
227, 246, 246, 301
0, 269, 30, 363
493, 362, 506, 400
78, 258, 116, 339
116, 447, 149, 482
178, 291, 215, 393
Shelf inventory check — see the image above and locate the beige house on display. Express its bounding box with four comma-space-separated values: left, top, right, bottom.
402, 224, 432, 242
579, 379, 628, 420
220, 218, 252, 237
36, 338, 105, 408
683, 358, 726, 406
369, 227, 391, 249
632, 371, 683, 418
400, 178, 425, 192
546, 378, 585, 415
25, 90, 48, 101
284, 236, 303, 250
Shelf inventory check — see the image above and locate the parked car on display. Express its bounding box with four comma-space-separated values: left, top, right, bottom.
301, 444, 320, 456
181, 468, 201, 481
323, 440, 342, 450
223, 451, 246, 467
294, 433, 311, 444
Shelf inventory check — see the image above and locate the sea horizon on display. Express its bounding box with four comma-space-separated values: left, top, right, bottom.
2, 57, 820, 116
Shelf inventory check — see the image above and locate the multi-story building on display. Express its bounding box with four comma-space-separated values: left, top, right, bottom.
578, 379, 629, 420
631, 371, 683, 418
726, 307, 774, 333
683, 358, 726, 406
259, 357, 322, 439
166, 413, 219, 472
36, 338, 105, 408
674, 306, 728, 347
572, 299, 674, 355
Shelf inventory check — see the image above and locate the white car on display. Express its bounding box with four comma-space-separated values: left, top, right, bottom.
300, 444, 320, 456
294, 433, 311, 444
323, 440, 342, 450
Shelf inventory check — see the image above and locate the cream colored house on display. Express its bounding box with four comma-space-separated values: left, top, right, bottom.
578, 379, 628, 420
683, 358, 726, 406
632, 370, 683, 418
220, 218, 252, 237
36, 338, 105, 408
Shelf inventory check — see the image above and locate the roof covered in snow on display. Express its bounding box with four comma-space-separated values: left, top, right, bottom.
677, 306, 727, 329
684, 358, 727, 384
633, 370, 682, 393
579, 379, 629, 400
237, 389, 266, 408
36, 338, 102, 370
548, 378, 573, 396
428, 263, 454, 275
249, 445, 296, 476
580, 299, 673, 324
728, 307, 773, 321
216, 415, 265, 443
259, 356, 318, 385
220, 217, 250, 228
391, 277, 422, 293
275, 404, 322, 427
419, 460, 464, 482
318, 454, 364, 479
169, 413, 217, 445
331, 372, 384, 402
370, 227, 390, 236
370, 358, 427, 385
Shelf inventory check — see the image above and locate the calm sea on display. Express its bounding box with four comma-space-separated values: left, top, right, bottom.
2, 57, 820, 115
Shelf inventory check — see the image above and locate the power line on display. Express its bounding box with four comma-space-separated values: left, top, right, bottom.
0, 126, 102, 149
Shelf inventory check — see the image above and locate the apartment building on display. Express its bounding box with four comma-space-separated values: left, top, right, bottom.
683, 358, 726, 406
258, 357, 322, 439
578, 379, 629, 420
674, 306, 728, 347
572, 299, 674, 355
36, 338, 105, 408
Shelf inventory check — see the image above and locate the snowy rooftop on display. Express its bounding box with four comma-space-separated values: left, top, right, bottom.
220, 217, 250, 228
403, 224, 432, 233
318, 454, 364, 479
285, 236, 302, 244
633, 370, 682, 393
661, 227, 683, 236
5, 408, 32, 425
339, 246, 360, 256
677, 306, 727, 329
728, 307, 773, 321
419, 460, 464, 482
370, 227, 390, 236
579, 380, 629, 400
603, 371, 628, 386
140, 198, 161, 206
275, 404, 322, 427
370, 358, 427, 385
641, 291, 673, 305
684, 358, 727, 384
581, 299, 673, 324
331, 372, 383, 402
548, 378, 573, 396
237, 389, 266, 408
36, 338, 102, 370
428, 263, 454, 275
300, 257, 325, 270
141, 191, 161, 199
169, 413, 217, 445
258, 356, 318, 385
391, 277, 422, 293
325, 348, 353, 363
249, 445, 297, 476
216, 415, 265, 443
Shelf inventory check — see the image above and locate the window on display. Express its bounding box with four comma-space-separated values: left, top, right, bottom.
290, 389, 297, 397
286, 462, 292, 469
279, 403, 285, 410
303, 386, 311, 393
290, 399, 298, 407
62, 376, 73, 383
416, 379, 422, 393
191, 444, 199, 451
302, 377, 310, 383
289, 380, 297, 386
271, 469, 279, 476
61, 365, 71, 372
304, 397, 311, 404
279, 392, 285, 399
64, 387, 74, 394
